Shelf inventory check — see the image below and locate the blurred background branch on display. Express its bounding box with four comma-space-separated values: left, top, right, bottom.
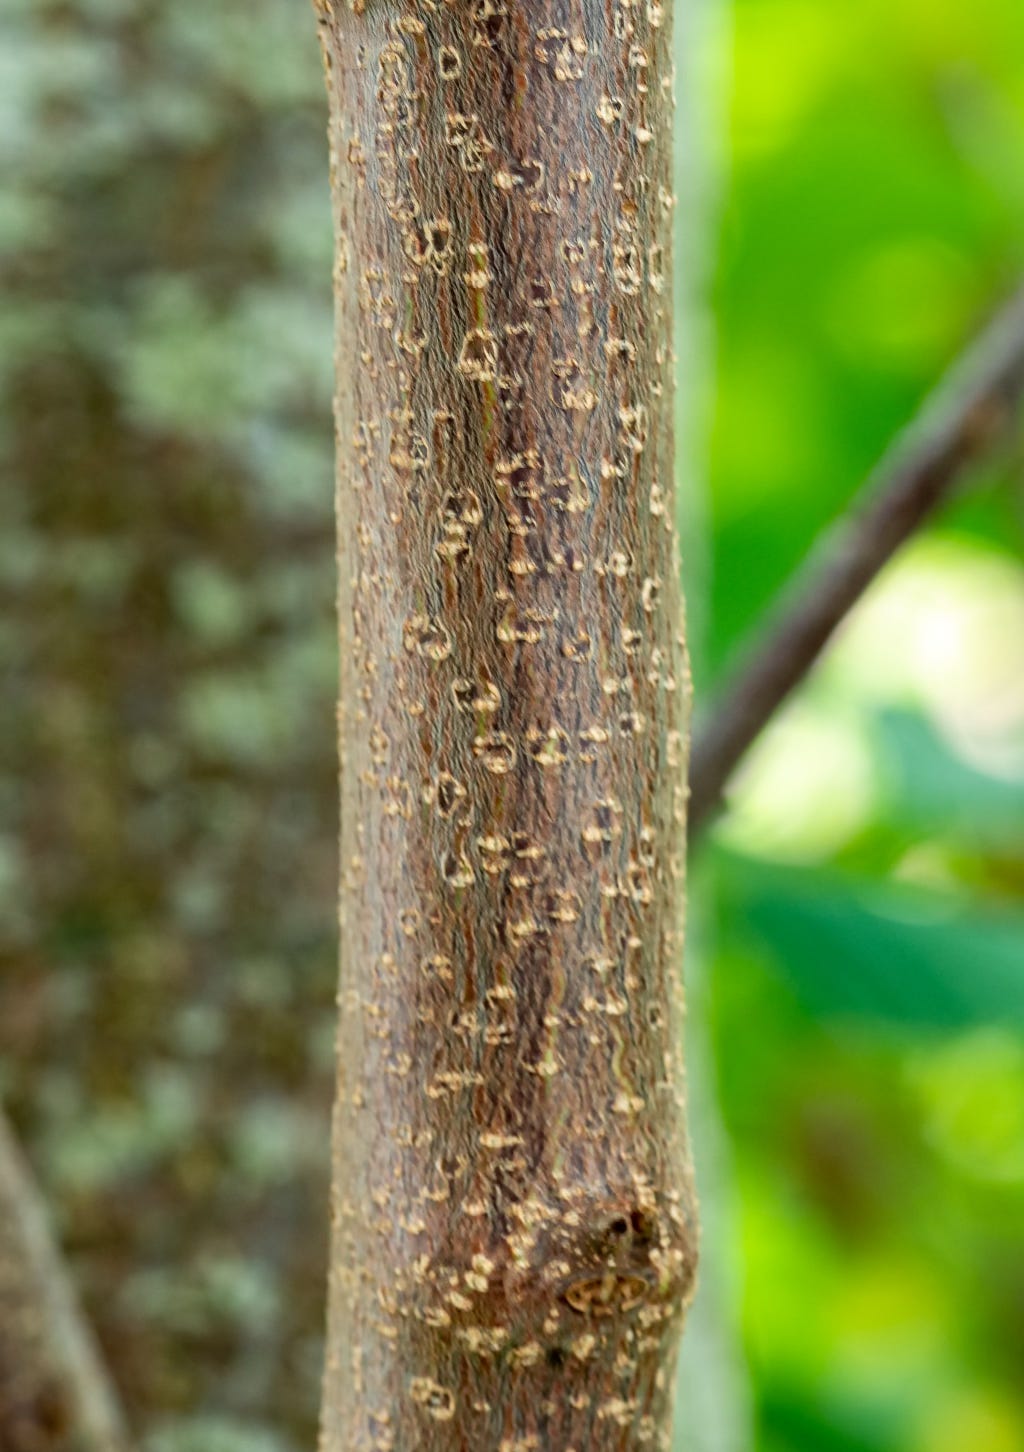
691, 286, 1024, 835
0, 1110, 131, 1452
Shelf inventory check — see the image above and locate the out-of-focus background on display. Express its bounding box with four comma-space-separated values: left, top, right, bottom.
1, 1, 1022, 1450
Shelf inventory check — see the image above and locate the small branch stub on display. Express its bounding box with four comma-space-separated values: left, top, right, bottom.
316, 0, 698, 1448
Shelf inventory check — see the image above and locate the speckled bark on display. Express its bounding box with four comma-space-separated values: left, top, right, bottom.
315, 0, 697, 1447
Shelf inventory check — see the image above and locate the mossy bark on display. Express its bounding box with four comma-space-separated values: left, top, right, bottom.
315, 0, 697, 1446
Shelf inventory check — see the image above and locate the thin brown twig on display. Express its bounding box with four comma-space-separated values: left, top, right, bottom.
0, 1109, 132, 1452
689, 286, 1024, 838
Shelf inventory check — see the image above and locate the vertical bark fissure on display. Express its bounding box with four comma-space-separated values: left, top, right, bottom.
316, 0, 697, 1445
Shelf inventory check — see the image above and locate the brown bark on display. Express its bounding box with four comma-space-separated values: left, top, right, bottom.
0, 1112, 131, 1452
314, 0, 697, 1448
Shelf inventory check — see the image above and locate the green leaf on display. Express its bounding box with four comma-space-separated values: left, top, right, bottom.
872, 708, 1024, 845
720, 857, 1024, 1033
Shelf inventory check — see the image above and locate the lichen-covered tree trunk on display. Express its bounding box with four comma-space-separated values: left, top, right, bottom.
315, 0, 697, 1445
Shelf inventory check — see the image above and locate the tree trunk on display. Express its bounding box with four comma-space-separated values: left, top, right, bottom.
314, 0, 697, 1446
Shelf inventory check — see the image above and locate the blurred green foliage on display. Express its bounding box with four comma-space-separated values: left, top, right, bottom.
0, 1, 1021, 1451
703, 4, 1024, 1449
